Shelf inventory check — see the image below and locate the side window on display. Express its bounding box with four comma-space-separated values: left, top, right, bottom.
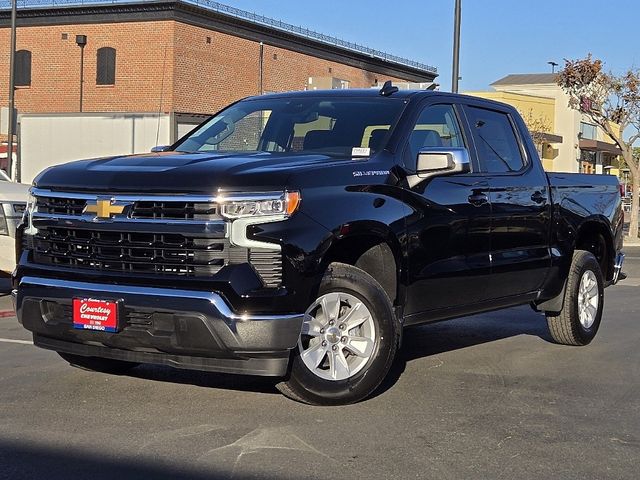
408, 104, 464, 166
466, 106, 526, 173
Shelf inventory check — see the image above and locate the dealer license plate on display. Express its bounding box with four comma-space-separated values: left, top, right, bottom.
72, 298, 119, 332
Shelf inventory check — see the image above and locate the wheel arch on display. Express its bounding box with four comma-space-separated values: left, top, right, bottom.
321, 225, 403, 307
575, 216, 615, 281
537, 215, 615, 314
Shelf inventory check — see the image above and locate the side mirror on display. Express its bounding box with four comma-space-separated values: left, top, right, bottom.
416, 147, 470, 178
151, 145, 170, 153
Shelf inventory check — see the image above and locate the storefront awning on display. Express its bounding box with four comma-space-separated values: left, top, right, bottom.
579, 139, 622, 155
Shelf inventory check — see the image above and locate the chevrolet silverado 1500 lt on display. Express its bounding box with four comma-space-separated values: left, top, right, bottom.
13, 85, 625, 405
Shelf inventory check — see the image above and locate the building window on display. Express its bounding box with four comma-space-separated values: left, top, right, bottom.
15, 50, 32, 87
580, 122, 597, 140
96, 47, 116, 85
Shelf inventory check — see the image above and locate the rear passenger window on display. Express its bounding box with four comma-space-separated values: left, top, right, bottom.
407, 104, 464, 166
466, 106, 526, 173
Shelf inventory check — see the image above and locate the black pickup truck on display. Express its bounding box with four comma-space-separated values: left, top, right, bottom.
13, 85, 625, 405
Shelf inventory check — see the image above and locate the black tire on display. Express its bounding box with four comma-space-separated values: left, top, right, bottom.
276, 263, 400, 405
58, 352, 139, 374
546, 250, 604, 346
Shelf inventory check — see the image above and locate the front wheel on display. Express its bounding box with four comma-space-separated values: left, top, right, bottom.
546, 250, 604, 346
276, 263, 400, 405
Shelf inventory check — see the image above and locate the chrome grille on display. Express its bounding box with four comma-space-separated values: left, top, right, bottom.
29, 190, 283, 287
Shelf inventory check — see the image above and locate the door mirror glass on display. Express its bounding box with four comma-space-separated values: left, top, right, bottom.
416, 147, 470, 178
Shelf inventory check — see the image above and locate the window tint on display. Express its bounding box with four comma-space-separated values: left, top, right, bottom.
15, 50, 31, 87
466, 106, 525, 172
96, 47, 116, 85
408, 104, 464, 162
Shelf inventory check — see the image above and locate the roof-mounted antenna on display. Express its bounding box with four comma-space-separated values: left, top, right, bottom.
379, 80, 399, 97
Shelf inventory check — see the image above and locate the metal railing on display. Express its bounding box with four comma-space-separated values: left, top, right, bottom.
0, 0, 437, 74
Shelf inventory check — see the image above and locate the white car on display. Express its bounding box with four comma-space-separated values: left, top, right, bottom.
0, 170, 29, 273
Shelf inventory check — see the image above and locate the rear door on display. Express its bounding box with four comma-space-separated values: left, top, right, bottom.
461, 103, 552, 298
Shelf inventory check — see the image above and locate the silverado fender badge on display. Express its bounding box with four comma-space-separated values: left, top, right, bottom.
353, 170, 390, 177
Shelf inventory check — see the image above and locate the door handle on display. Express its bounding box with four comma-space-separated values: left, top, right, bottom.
531, 191, 547, 204
468, 192, 488, 206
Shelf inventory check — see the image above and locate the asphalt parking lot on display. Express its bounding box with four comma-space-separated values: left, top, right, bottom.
1, 248, 639, 480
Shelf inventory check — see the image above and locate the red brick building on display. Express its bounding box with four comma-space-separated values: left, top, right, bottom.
0, 0, 437, 135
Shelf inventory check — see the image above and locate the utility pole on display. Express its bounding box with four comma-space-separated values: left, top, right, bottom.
258, 42, 264, 95
6, 0, 17, 179
451, 0, 462, 93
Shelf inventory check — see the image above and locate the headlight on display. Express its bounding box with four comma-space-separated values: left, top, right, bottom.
220, 191, 300, 219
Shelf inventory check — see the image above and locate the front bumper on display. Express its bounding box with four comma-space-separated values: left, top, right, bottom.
14, 276, 304, 376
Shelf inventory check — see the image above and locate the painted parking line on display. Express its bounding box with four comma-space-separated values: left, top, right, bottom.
0, 310, 16, 318
0, 337, 33, 345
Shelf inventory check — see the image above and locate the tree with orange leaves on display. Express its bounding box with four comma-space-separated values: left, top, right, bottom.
558, 55, 640, 240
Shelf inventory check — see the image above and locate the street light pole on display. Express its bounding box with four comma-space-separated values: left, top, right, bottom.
451, 0, 461, 93
76, 35, 87, 112
6, 0, 17, 179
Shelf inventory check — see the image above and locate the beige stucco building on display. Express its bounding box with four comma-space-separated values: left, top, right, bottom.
467, 73, 620, 174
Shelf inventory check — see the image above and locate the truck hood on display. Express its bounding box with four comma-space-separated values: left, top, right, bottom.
33, 151, 355, 194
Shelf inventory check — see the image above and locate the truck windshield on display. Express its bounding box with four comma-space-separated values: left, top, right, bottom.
174, 96, 406, 156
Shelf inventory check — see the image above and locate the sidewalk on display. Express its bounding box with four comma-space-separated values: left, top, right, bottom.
625, 236, 640, 247
623, 211, 640, 246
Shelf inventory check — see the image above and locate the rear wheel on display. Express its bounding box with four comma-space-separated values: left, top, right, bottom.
58, 352, 139, 374
277, 263, 399, 405
546, 250, 604, 346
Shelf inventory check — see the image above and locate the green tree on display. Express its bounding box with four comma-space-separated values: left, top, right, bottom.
557, 55, 640, 239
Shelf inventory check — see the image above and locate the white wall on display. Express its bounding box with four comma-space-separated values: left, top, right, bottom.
20, 113, 172, 184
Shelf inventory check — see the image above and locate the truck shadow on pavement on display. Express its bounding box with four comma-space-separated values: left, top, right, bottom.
123, 306, 551, 399
374, 305, 553, 398
0, 438, 278, 480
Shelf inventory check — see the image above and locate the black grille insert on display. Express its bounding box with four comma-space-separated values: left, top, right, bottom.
34, 227, 230, 276
36, 197, 86, 215
32, 226, 283, 286
131, 201, 220, 220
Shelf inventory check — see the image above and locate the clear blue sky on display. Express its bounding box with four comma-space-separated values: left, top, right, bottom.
228, 0, 640, 91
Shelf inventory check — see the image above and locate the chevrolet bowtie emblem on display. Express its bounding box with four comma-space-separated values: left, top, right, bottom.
83, 198, 127, 219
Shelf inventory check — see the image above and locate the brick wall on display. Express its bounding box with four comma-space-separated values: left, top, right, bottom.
0, 21, 175, 114
0, 19, 412, 117
173, 23, 407, 115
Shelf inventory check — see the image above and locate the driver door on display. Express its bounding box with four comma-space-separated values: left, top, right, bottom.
402, 102, 493, 321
